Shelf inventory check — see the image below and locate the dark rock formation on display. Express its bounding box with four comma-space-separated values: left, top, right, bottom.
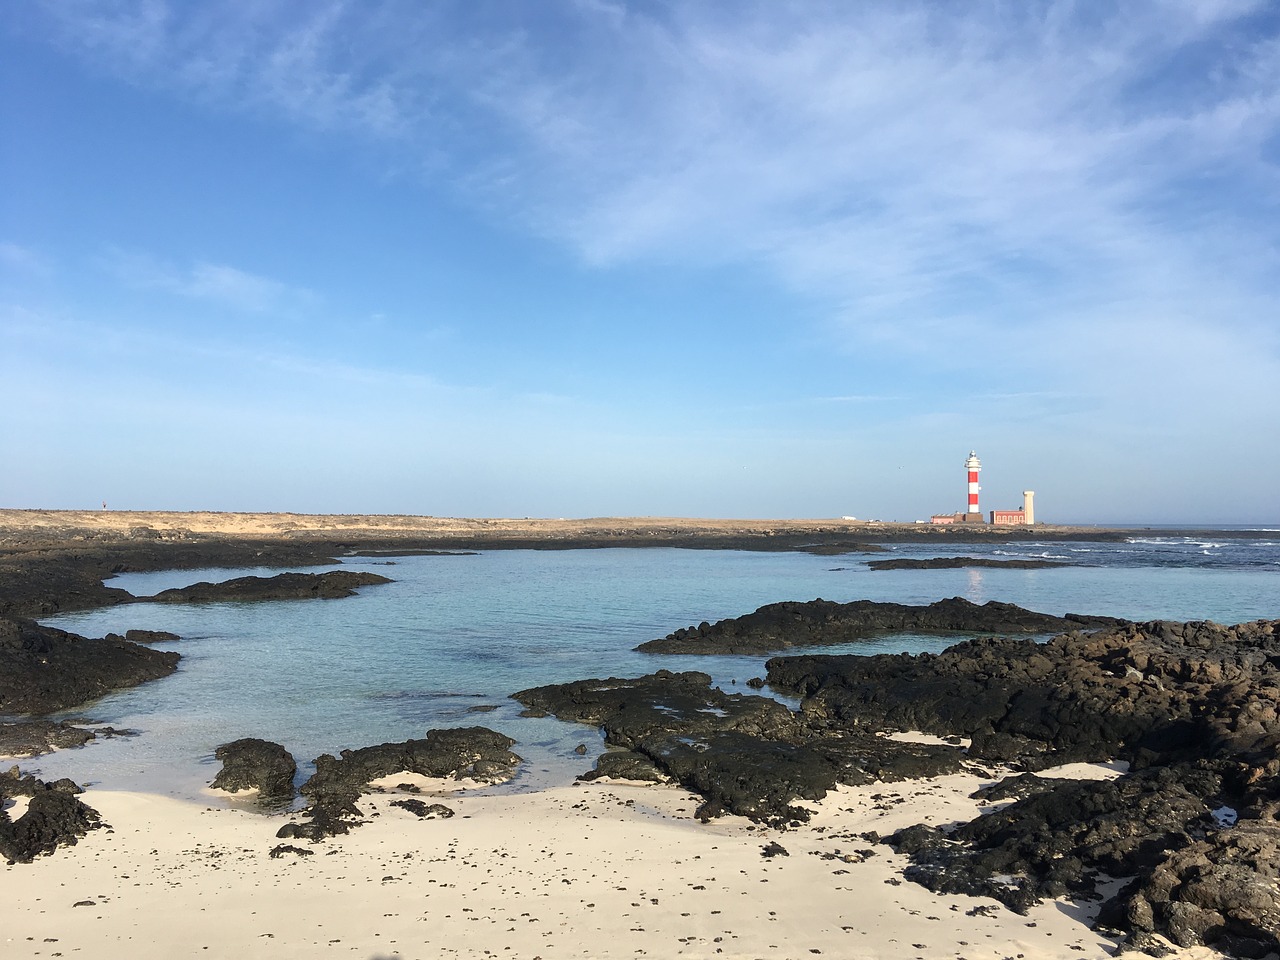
527, 614, 1280, 952
513, 671, 802, 747
1101, 817, 1280, 956
0, 616, 180, 714
269, 843, 313, 858
210, 738, 297, 803
0, 767, 102, 863
0, 539, 347, 619
391, 799, 454, 819
636, 597, 1124, 655
970, 772, 1056, 805
0, 720, 134, 758
578, 750, 667, 783
795, 542, 885, 555
278, 727, 520, 840
647, 728, 964, 824
106, 629, 181, 644
866, 556, 1072, 571
346, 549, 478, 557
766, 618, 1280, 770
514, 670, 964, 824
759, 617, 1280, 955
889, 764, 1221, 913
141, 570, 391, 603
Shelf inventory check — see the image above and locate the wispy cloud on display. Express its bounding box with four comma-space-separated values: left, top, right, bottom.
99, 249, 318, 314
28, 2, 1280, 389
0, 241, 53, 278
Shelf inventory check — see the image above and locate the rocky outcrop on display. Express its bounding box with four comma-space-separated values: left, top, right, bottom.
141, 570, 391, 603
763, 618, 1280, 955
765, 618, 1280, 770
577, 750, 667, 783
635, 597, 1124, 655
0, 616, 180, 715
210, 738, 297, 803
0, 720, 134, 758
0, 539, 346, 619
530, 615, 1280, 953
391, 799, 455, 819
1100, 816, 1280, 956
888, 764, 1222, 913
106, 629, 181, 644
648, 728, 965, 824
0, 767, 102, 863
890, 759, 1280, 956
514, 670, 803, 746
277, 728, 521, 841
866, 556, 1071, 570
514, 670, 965, 824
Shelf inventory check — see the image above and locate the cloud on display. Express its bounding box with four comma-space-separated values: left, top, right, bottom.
100, 249, 317, 314
0, 242, 53, 278
28, 3, 1280, 404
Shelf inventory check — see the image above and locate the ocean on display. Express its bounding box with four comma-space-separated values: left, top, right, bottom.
27, 533, 1280, 803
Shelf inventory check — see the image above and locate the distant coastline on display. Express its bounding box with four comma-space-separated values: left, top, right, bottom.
0, 507, 1268, 551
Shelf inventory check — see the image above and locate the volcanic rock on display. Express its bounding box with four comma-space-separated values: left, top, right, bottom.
108, 629, 181, 644
513, 670, 802, 748
514, 671, 963, 824
866, 556, 1072, 571
0, 539, 347, 619
783, 616, 1280, 955
636, 597, 1124, 655
0, 720, 134, 758
0, 616, 180, 714
0, 767, 102, 863
391, 799, 455, 819
279, 727, 521, 840
1101, 818, 1280, 956
889, 764, 1221, 912
644, 728, 964, 825
578, 750, 667, 783
766, 618, 1280, 770
210, 738, 297, 803
268, 843, 313, 858
141, 570, 391, 603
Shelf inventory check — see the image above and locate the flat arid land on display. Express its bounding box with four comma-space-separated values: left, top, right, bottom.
2, 510, 1275, 960
0, 508, 1177, 547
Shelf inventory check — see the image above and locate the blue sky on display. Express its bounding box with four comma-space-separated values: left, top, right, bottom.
3, 1, 1279, 523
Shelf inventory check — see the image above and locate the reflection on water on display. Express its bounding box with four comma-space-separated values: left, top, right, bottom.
966, 567, 984, 600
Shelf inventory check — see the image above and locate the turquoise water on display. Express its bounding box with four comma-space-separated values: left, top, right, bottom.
25, 537, 1280, 800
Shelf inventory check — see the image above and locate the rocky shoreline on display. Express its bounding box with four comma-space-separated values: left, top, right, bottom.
0, 570, 394, 717
636, 597, 1125, 655
3, 518, 1278, 955
866, 556, 1074, 570
524, 614, 1280, 955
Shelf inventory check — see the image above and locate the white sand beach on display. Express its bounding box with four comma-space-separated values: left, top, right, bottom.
0, 770, 1223, 960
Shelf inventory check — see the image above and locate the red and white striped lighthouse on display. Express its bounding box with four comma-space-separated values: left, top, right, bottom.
965, 451, 982, 516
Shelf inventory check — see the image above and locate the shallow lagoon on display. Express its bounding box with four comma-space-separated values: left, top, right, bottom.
29, 536, 1280, 800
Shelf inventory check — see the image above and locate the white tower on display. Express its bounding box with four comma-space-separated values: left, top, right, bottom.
965, 451, 981, 516
1022, 490, 1035, 525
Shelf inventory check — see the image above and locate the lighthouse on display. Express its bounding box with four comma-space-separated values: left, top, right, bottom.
965, 451, 982, 517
